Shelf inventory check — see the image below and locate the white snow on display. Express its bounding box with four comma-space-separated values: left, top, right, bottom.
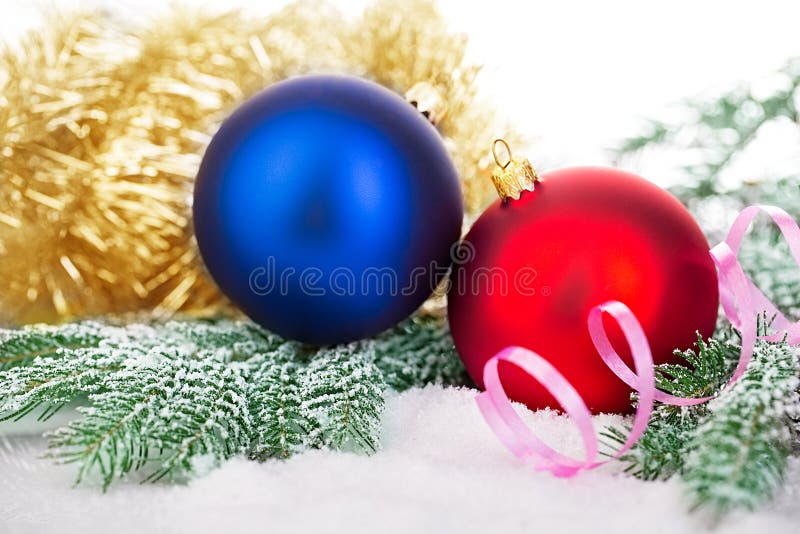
1, 385, 798, 534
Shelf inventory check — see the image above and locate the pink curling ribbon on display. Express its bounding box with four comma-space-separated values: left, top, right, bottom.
476, 205, 800, 477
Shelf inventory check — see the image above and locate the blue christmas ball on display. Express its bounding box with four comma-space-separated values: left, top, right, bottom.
193, 75, 463, 345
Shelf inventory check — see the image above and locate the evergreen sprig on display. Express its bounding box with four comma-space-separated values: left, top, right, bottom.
603, 335, 738, 481
0, 345, 126, 423
365, 317, 469, 390
605, 335, 800, 513
615, 57, 800, 200
683, 340, 799, 513
0, 321, 109, 370
299, 347, 386, 453
48, 353, 253, 487
0, 315, 463, 488
247, 345, 307, 461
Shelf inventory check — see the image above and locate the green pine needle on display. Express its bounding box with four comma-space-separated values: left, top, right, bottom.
605, 336, 799, 512
0, 315, 464, 488
247, 345, 308, 461
683, 341, 799, 513
0, 321, 109, 370
366, 316, 469, 391
299, 346, 386, 453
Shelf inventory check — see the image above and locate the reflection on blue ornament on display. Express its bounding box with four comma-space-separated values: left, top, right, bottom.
194, 75, 463, 344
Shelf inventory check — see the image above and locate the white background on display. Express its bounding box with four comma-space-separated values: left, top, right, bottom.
4, 0, 800, 187
2, 4, 800, 532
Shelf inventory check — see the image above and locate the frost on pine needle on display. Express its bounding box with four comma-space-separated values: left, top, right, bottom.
603, 335, 737, 479
0, 345, 133, 423
606, 406, 699, 481
683, 342, 799, 513
47, 354, 253, 489
0, 316, 463, 487
607, 334, 800, 514
299, 347, 386, 453
364, 316, 469, 391
0, 321, 111, 370
0, 321, 163, 422
150, 319, 284, 360
247, 345, 309, 460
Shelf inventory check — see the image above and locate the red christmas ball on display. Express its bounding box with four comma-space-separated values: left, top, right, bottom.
447, 167, 719, 414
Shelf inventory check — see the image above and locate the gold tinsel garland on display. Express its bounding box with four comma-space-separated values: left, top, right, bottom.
0, 0, 511, 325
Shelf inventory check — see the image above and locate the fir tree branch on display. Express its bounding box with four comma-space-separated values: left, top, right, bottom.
0, 315, 461, 488
142, 358, 253, 483
151, 319, 283, 360
0, 322, 110, 370
365, 315, 469, 391
602, 335, 736, 478
605, 337, 799, 512
0, 345, 136, 422
605, 406, 698, 481
683, 342, 799, 513
615, 57, 800, 198
656, 335, 738, 399
247, 345, 309, 461
46, 350, 254, 489
299, 347, 386, 453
